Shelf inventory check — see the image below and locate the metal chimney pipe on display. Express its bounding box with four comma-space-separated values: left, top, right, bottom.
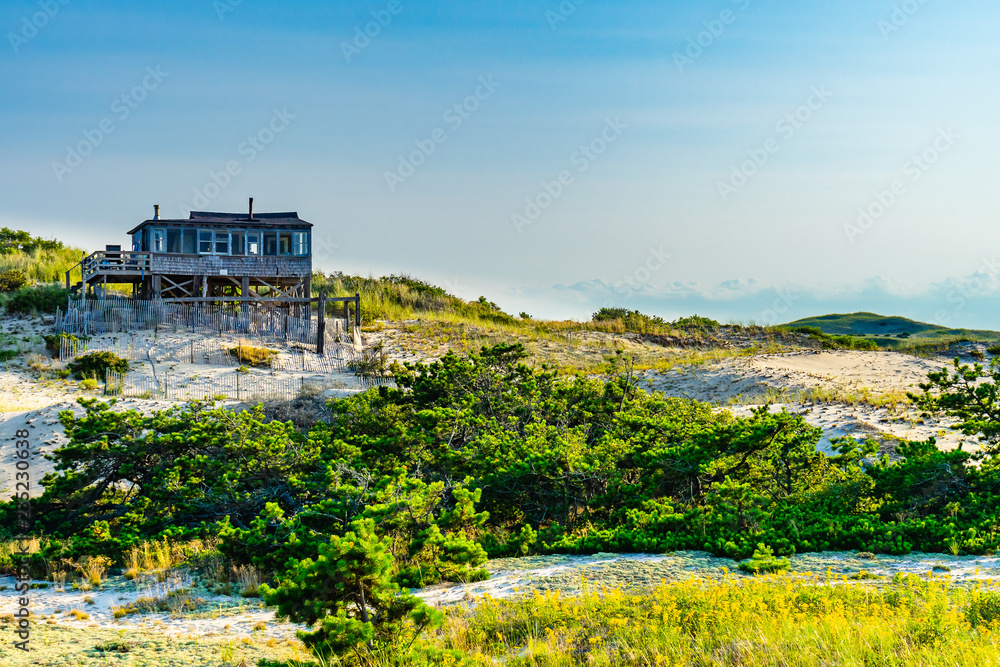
248, 197, 254, 220
153, 204, 160, 220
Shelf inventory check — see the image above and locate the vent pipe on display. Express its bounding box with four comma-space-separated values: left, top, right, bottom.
153, 204, 160, 220
248, 197, 254, 220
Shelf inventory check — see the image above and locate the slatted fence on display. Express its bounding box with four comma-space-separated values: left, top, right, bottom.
105, 370, 395, 402
59, 335, 367, 373
54, 296, 351, 347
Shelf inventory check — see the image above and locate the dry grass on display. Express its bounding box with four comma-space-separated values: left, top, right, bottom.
229, 341, 278, 368
233, 564, 262, 598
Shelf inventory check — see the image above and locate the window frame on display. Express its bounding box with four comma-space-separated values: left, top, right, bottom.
263, 231, 278, 256
230, 230, 245, 256
166, 228, 183, 254
292, 231, 309, 256
246, 231, 260, 255
152, 228, 166, 253
198, 229, 213, 254
214, 230, 230, 255
278, 232, 292, 256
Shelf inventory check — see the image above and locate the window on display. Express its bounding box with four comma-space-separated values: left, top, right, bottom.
231, 230, 245, 256
167, 229, 183, 253
152, 228, 165, 253
292, 231, 309, 256
263, 232, 277, 256
215, 230, 230, 255
182, 230, 196, 254
198, 229, 213, 253
132, 234, 141, 252
246, 232, 260, 255
278, 232, 292, 256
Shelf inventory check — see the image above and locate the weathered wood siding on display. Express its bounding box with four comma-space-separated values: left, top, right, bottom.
151, 254, 311, 278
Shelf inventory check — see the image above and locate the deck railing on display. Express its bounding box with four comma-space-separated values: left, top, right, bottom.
77, 251, 152, 283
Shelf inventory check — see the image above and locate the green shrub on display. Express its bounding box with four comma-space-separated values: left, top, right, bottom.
78, 378, 99, 391
68, 351, 129, 381
592, 307, 667, 332
672, 314, 720, 328
261, 518, 442, 662
738, 544, 791, 575
229, 344, 276, 368
2, 283, 69, 314
94, 640, 131, 653
0, 269, 29, 293
43, 332, 88, 354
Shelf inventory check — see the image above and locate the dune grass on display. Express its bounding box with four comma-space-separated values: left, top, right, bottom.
0, 243, 84, 285
418, 573, 1000, 666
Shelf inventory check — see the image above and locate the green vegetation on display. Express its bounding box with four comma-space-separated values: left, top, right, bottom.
787, 312, 1000, 350
0, 227, 81, 314
592, 307, 667, 331
910, 356, 1000, 454
0, 268, 28, 292
230, 343, 278, 367
67, 350, 129, 381
0, 227, 83, 284
312, 272, 518, 326
785, 325, 880, 351
407, 574, 1000, 665
737, 543, 790, 574
43, 331, 88, 353
1, 282, 70, 314
8, 343, 1000, 662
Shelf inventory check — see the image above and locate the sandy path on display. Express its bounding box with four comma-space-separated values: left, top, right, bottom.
644, 350, 950, 404
0, 573, 303, 639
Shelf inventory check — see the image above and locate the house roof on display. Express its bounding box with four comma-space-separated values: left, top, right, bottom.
128, 211, 313, 235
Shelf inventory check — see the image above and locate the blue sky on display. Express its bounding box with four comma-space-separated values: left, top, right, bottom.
3, 0, 1000, 326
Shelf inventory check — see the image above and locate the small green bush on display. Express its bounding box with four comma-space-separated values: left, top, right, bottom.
672, 314, 720, 329
79, 378, 99, 391
68, 351, 129, 381
0, 269, 29, 293
738, 544, 791, 575
592, 307, 667, 332
2, 283, 69, 314
43, 332, 88, 354
94, 640, 131, 653
229, 344, 276, 368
